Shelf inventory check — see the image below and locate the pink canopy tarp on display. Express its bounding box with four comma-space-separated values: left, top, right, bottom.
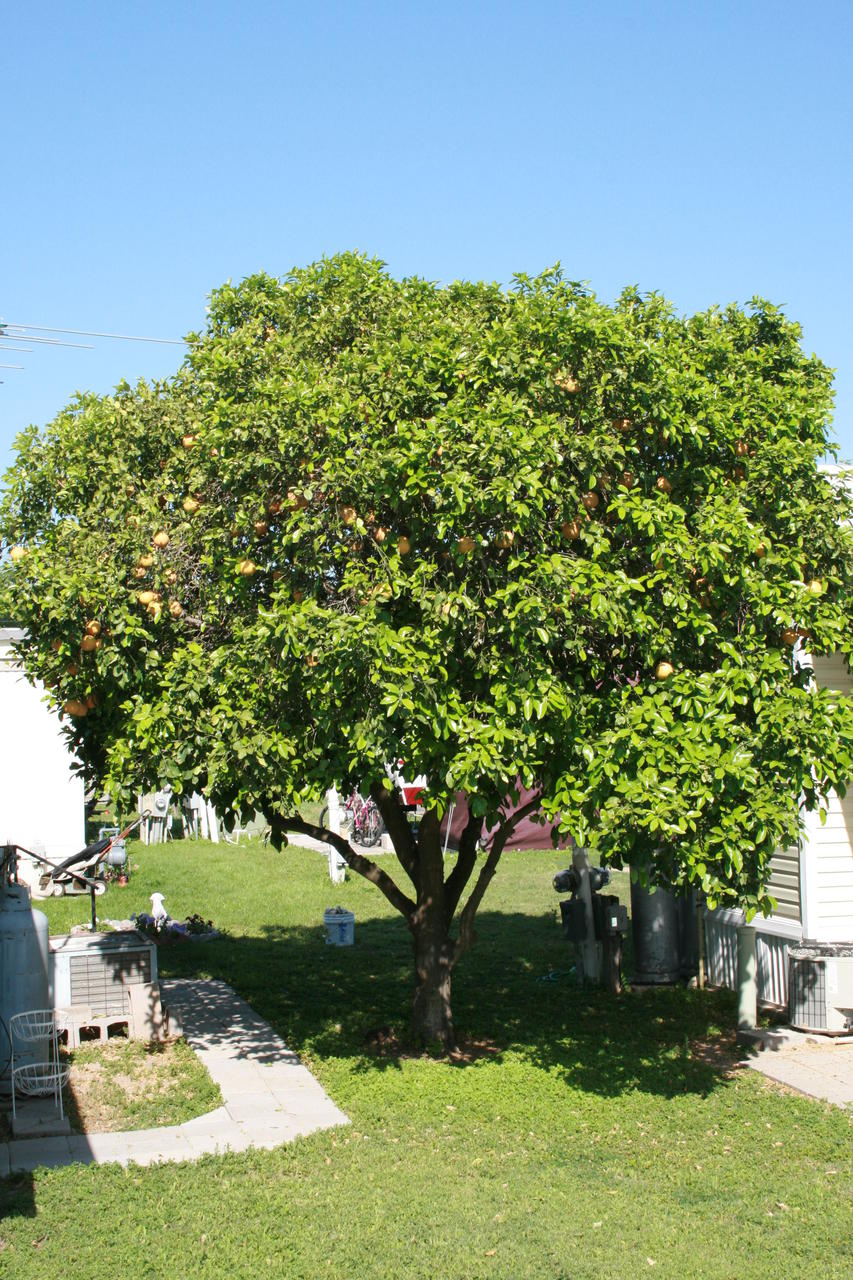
439, 786, 574, 853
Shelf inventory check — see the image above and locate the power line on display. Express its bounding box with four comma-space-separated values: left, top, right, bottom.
4, 322, 187, 345
0, 363, 24, 370
0, 332, 93, 349
0, 344, 31, 353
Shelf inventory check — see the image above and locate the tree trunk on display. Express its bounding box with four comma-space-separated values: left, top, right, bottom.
409, 809, 457, 1050
412, 923, 455, 1050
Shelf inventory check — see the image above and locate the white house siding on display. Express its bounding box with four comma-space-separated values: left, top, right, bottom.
0, 628, 85, 864
805, 655, 853, 942
766, 845, 801, 922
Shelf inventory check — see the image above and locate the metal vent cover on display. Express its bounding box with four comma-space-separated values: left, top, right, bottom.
789, 955, 828, 1030
68, 949, 151, 1016
788, 946, 853, 1034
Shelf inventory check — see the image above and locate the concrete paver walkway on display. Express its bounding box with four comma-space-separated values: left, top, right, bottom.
0, 978, 349, 1176
741, 1027, 853, 1108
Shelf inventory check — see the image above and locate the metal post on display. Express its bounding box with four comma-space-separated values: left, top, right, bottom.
327, 786, 341, 836
737, 925, 757, 1030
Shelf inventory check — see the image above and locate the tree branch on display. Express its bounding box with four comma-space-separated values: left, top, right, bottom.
450, 794, 542, 967
369, 781, 419, 888
267, 813, 416, 921
442, 805, 484, 928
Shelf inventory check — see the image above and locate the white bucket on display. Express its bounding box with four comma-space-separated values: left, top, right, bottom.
324, 907, 354, 946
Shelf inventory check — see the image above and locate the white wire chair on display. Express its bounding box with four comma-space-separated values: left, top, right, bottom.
10, 1009, 70, 1124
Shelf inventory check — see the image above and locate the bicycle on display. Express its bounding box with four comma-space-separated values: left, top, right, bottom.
320, 789, 384, 848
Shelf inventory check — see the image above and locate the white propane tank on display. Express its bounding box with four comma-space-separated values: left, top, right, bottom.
0, 882, 50, 1090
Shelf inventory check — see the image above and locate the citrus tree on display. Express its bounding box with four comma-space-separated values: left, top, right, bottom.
4, 253, 853, 1048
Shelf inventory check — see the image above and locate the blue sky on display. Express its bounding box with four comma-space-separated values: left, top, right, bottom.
2, 2, 851, 469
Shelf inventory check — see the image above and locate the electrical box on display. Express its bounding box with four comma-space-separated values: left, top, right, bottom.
593, 894, 629, 939
560, 897, 588, 942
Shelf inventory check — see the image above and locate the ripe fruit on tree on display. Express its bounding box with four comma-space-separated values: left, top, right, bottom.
153, 531, 170, 548
182, 435, 196, 448
494, 530, 515, 549
238, 559, 257, 576
582, 492, 599, 511
733, 466, 746, 482
85, 620, 101, 637
305, 654, 319, 668
735, 440, 749, 457
620, 472, 635, 488
613, 418, 631, 433
782, 627, 799, 645
339, 505, 357, 525
267, 497, 282, 515
808, 578, 824, 596
458, 536, 475, 554
287, 491, 309, 511
397, 536, 412, 555
755, 544, 767, 559
183, 497, 200, 514
147, 601, 163, 621
253, 521, 269, 537
655, 661, 674, 680
561, 520, 581, 541
63, 699, 88, 718
373, 526, 387, 543
137, 590, 159, 606
9, 546, 26, 562
655, 477, 672, 495
138, 553, 154, 569
80, 635, 101, 653
169, 600, 183, 618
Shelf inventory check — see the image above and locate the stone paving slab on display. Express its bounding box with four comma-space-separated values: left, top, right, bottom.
1, 978, 348, 1175
744, 1038, 853, 1108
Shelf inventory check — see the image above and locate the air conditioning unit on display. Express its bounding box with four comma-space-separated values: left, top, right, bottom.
788, 945, 853, 1033
50, 930, 157, 1017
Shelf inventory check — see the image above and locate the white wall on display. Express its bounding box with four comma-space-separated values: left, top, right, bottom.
0, 628, 85, 864
800, 654, 853, 941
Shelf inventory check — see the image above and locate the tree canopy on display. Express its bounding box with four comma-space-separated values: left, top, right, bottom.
4, 253, 853, 1045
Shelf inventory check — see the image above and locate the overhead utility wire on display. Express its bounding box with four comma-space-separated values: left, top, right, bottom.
0, 363, 23, 370
0, 344, 31, 353
4, 323, 187, 345
0, 333, 93, 349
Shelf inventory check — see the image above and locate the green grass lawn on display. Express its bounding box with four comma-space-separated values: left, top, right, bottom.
3, 838, 852, 1279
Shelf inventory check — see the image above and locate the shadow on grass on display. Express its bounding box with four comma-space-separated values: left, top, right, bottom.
156, 904, 738, 1104
0, 1170, 35, 1216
